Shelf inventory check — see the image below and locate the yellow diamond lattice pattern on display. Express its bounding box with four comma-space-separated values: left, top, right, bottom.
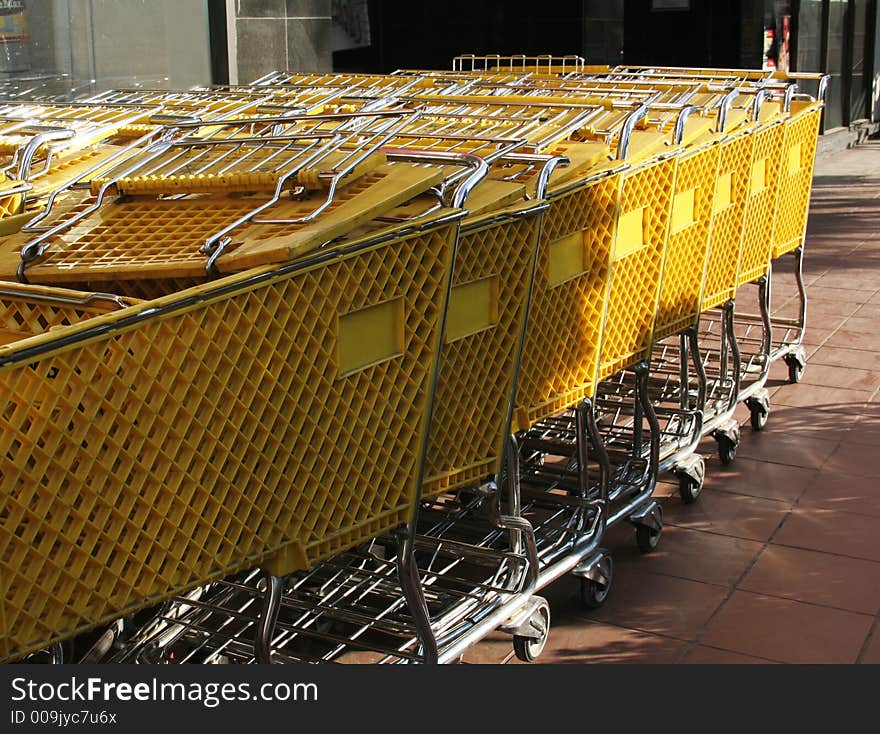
654, 145, 720, 341
771, 106, 822, 259
598, 158, 675, 380
0, 221, 456, 661
701, 131, 754, 310
423, 211, 541, 496
515, 173, 621, 427
737, 122, 784, 287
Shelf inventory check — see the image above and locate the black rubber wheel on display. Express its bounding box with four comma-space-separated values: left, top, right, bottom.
636, 523, 662, 554
717, 436, 738, 465
678, 473, 703, 504
787, 359, 805, 384
579, 557, 613, 610
512, 605, 550, 663
749, 404, 769, 431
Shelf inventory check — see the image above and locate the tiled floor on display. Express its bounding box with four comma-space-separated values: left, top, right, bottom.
465, 140, 880, 665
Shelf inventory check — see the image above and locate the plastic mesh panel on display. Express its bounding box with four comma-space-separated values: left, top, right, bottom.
654, 144, 719, 341
424, 208, 541, 495
701, 131, 753, 310
598, 158, 675, 380
515, 172, 620, 428
737, 121, 784, 287
771, 105, 821, 259
0, 220, 457, 661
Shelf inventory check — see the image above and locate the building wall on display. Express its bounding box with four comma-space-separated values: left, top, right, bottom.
23, 0, 212, 90
229, 0, 332, 84
582, 0, 624, 65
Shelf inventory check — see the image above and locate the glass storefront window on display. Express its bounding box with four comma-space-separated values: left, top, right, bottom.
0, 0, 212, 100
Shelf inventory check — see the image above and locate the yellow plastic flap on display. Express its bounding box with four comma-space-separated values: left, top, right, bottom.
543, 141, 611, 187
622, 130, 671, 162
218, 163, 444, 271
462, 179, 526, 217
337, 297, 404, 376
679, 117, 717, 147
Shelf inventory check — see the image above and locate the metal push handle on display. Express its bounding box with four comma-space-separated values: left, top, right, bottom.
16, 125, 76, 181
382, 147, 490, 207
673, 105, 698, 145
617, 104, 649, 160
717, 89, 738, 133
752, 88, 769, 121
783, 83, 797, 113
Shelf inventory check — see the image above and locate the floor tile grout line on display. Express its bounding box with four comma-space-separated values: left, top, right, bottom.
640, 563, 880, 617
764, 538, 880, 566
856, 617, 879, 664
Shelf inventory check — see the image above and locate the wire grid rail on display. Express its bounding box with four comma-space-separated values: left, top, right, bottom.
109, 490, 531, 664
700, 298, 770, 402
453, 54, 586, 75
189, 84, 371, 116
15, 108, 431, 282
389, 97, 603, 157
82, 88, 274, 122
603, 65, 778, 86
593, 369, 700, 468
0, 103, 156, 182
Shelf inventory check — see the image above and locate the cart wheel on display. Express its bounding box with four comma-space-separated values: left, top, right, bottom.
786, 357, 805, 384
678, 471, 703, 504
579, 556, 613, 610
749, 403, 769, 431
636, 523, 662, 554
717, 434, 737, 465
512, 605, 550, 663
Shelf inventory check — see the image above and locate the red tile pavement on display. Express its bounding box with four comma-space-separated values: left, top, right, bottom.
773, 507, 880, 562
465, 139, 880, 665
508, 620, 688, 664
660, 488, 792, 542
582, 568, 728, 641
699, 591, 874, 664
798, 470, 880, 517
739, 545, 880, 615
680, 646, 779, 664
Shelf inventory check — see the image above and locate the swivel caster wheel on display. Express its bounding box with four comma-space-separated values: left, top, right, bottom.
749, 403, 769, 431
717, 434, 738, 465
785, 352, 806, 384
679, 471, 704, 504
512, 602, 550, 663
578, 555, 613, 610
636, 522, 662, 554
746, 392, 770, 432
675, 454, 706, 504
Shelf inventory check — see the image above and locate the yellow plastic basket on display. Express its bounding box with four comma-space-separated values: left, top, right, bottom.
0, 211, 461, 661
770, 100, 822, 259
735, 115, 786, 287
597, 155, 677, 381
653, 139, 721, 341
700, 124, 756, 310
423, 199, 545, 496
515, 165, 621, 428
